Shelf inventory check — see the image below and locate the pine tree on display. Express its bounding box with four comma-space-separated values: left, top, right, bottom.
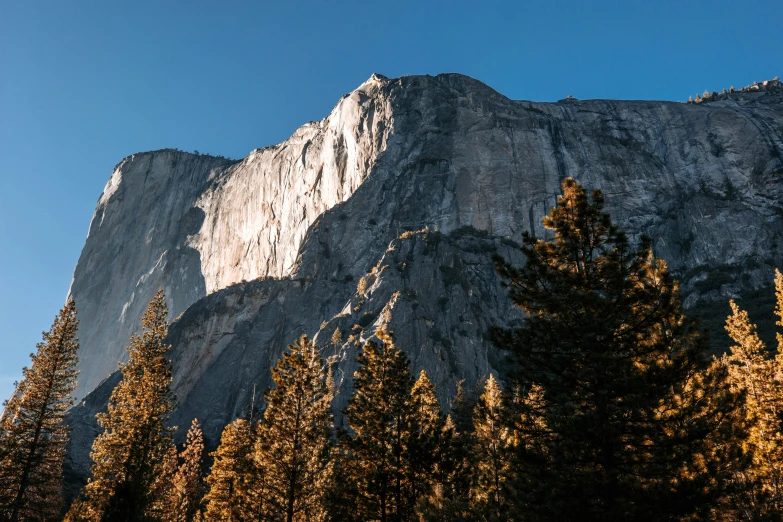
406, 370, 441, 515
66, 291, 175, 522
254, 335, 333, 522
469, 375, 509, 520
149, 443, 178, 521
0, 301, 79, 522
723, 271, 783, 518
492, 178, 747, 520
166, 419, 206, 522
418, 413, 476, 522
341, 329, 414, 522
202, 419, 261, 522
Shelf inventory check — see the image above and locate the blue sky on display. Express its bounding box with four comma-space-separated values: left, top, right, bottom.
1, 0, 781, 401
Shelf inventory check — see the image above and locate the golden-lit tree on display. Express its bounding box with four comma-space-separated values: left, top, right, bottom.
202, 419, 261, 522
341, 329, 414, 521
406, 370, 441, 513
493, 178, 748, 521
0, 301, 79, 522
469, 375, 510, 520
149, 443, 178, 521
166, 419, 206, 522
723, 270, 783, 518
254, 335, 334, 522
66, 291, 175, 522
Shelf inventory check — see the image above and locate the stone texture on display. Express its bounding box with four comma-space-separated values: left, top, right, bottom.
65, 73, 783, 485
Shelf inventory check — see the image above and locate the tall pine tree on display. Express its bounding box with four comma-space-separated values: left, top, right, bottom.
202, 419, 260, 522
166, 419, 206, 522
469, 375, 510, 521
722, 271, 783, 518
254, 335, 333, 522
66, 291, 175, 522
341, 329, 414, 522
492, 178, 747, 520
0, 301, 79, 522
406, 370, 441, 515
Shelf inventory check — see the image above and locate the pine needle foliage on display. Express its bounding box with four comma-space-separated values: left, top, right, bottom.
0, 301, 79, 522
470, 375, 510, 520
148, 444, 178, 521
66, 291, 175, 522
492, 178, 747, 521
722, 270, 783, 518
202, 419, 260, 522
407, 370, 441, 510
254, 335, 333, 522
341, 329, 415, 522
166, 419, 206, 522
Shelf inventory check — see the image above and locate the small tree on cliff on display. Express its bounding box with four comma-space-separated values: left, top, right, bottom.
66, 291, 175, 522
492, 178, 747, 520
0, 301, 79, 522
254, 335, 334, 522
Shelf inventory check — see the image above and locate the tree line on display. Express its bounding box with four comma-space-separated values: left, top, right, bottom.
2, 178, 783, 521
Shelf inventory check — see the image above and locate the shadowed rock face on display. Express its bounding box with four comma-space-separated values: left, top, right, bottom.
65, 73, 783, 484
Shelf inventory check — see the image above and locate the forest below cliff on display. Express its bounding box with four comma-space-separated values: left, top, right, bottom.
2, 178, 783, 522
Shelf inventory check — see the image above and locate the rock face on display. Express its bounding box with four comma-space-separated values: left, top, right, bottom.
65, 73, 783, 483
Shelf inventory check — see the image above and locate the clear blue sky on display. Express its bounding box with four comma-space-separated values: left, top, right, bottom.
1, 0, 781, 402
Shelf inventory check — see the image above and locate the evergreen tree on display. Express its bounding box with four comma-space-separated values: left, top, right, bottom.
167, 419, 206, 522
469, 375, 510, 521
341, 329, 414, 522
723, 272, 783, 518
492, 178, 747, 520
254, 335, 333, 522
418, 414, 476, 522
0, 301, 79, 522
406, 371, 441, 515
149, 444, 178, 521
323, 451, 359, 522
66, 291, 175, 522
202, 419, 260, 522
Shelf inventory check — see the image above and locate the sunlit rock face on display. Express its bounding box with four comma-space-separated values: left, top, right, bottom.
68, 75, 392, 400
66, 73, 783, 479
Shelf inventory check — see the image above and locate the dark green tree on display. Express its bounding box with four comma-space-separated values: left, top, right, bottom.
492, 178, 748, 521
65, 291, 175, 522
0, 301, 79, 522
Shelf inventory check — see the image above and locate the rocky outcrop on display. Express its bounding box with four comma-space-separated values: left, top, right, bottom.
65, 73, 783, 482
68, 75, 392, 400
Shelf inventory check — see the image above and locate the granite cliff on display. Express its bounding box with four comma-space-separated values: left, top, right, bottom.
65, 73, 783, 485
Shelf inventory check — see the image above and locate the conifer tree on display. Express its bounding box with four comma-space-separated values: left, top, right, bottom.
0, 301, 79, 522
723, 272, 783, 518
149, 443, 178, 521
254, 335, 333, 522
469, 375, 509, 521
407, 370, 441, 515
492, 178, 747, 520
341, 329, 414, 521
66, 291, 175, 522
428, 379, 481, 520
202, 419, 260, 522
166, 419, 206, 522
